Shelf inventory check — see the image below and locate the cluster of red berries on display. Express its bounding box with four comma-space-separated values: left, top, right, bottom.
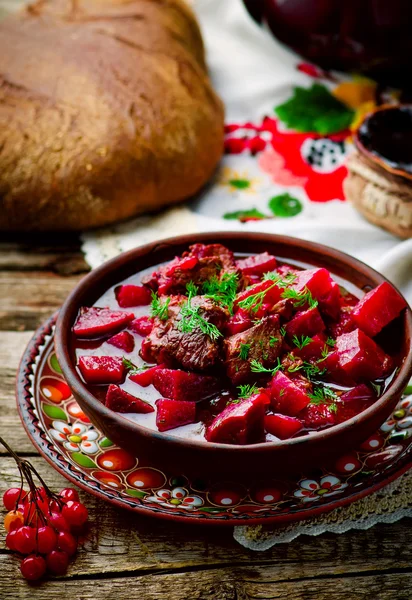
3, 485, 88, 581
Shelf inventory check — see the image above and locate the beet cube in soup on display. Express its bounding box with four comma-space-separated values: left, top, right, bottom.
105, 385, 154, 413
129, 364, 166, 388
285, 307, 325, 339
333, 329, 392, 381
236, 252, 277, 277
300, 403, 337, 429
78, 356, 126, 384
115, 285, 151, 308
293, 334, 326, 361
156, 399, 196, 432
73, 307, 134, 338
129, 316, 154, 336
264, 414, 303, 439
205, 393, 267, 444
352, 282, 407, 337
293, 268, 334, 301
152, 369, 220, 402
269, 371, 311, 416
107, 331, 135, 353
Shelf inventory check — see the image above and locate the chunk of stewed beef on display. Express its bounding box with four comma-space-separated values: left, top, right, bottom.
142, 243, 241, 295
142, 295, 229, 372
224, 314, 282, 385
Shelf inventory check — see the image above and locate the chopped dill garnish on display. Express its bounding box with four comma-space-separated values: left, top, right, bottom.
308, 386, 339, 412
269, 336, 280, 347
280, 326, 287, 337
239, 343, 251, 360
326, 337, 336, 347
178, 281, 222, 341
202, 272, 239, 314
237, 383, 260, 399
292, 335, 312, 349
122, 357, 150, 375
250, 357, 283, 375
150, 292, 170, 321
281, 286, 318, 309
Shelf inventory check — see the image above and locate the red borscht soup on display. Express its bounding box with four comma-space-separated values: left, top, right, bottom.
72, 243, 406, 444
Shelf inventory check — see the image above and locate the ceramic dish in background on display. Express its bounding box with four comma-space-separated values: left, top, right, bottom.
54, 233, 412, 480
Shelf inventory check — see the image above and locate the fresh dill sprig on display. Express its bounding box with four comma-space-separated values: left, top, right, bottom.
122, 357, 150, 375
281, 286, 318, 309
238, 272, 300, 314
308, 386, 339, 412
178, 281, 222, 341
237, 383, 260, 399
250, 357, 283, 375
150, 292, 170, 321
292, 335, 313, 349
239, 343, 251, 360
269, 335, 280, 347
326, 337, 336, 347
280, 326, 287, 337
202, 272, 239, 314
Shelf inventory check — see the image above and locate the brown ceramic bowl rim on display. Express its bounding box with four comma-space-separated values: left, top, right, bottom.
55, 232, 412, 455
354, 104, 412, 181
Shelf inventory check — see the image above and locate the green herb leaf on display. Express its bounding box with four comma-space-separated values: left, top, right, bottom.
308, 386, 339, 412
239, 343, 251, 360
178, 282, 222, 341
269, 336, 280, 347
237, 383, 260, 399
326, 337, 336, 347
150, 292, 170, 321
250, 357, 283, 375
280, 326, 287, 337
292, 335, 313, 350
268, 193, 303, 218
122, 357, 150, 375
275, 83, 354, 135
281, 286, 318, 309
223, 208, 267, 221
203, 272, 239, 314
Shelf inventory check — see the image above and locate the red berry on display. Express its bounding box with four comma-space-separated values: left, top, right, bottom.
4, 510, 24, 532
14, 526, 36, 555
36, 525, 57, 554
46, 550, 69, 575
49, 499, 62, 513
20, 555, 47, 581
62, 501, 88, 527
48, 512, 70, 532
59, 488, 79, 504
3, 488, 26, 511
5, 529, 17, 551
57, 531, 77, 556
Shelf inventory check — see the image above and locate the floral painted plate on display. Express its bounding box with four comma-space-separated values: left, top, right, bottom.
16, 315, 412, 526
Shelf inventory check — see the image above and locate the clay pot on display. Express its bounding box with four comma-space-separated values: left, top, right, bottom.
344, 106, 412, 239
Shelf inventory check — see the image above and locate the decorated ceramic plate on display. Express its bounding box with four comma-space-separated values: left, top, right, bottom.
16, 315, 412, 526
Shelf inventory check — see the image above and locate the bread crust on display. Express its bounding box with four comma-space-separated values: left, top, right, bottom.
0, 0, 224, 231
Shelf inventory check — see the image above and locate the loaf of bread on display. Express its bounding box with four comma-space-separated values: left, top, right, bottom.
0, 0, 224, 231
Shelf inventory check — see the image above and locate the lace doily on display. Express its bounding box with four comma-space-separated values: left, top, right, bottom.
234, 470, 412, 550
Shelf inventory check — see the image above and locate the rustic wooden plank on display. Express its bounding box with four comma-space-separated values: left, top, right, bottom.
0, 272, 83, 330
0, 558, 410, 599
0, 249, 89, 275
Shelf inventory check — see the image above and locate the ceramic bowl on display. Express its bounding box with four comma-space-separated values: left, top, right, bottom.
54, 232, 412, 479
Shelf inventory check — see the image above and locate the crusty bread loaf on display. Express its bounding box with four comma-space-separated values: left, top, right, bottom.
0, 0, 224, 231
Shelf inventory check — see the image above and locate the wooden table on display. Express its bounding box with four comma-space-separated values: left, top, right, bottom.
0, 234, 411, 600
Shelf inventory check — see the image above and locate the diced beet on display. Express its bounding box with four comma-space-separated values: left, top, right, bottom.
269, 371, 311, 416
285, 307, 325, 338
235, 279, 283, 311
264, 413, 303, 439
140, 338, 155, 363
165, 255, 198, 275
328, 309, 355, 338
152, 369, 220, 402
352, 282, 407, 337
292, 268, 334, 301
115, 285, 151, 308
300, 404, 337, 429
275, 265, 301, 278
129, 316, 154, 336
107, 331, 135, 353
332, 329, 392, 381
318, 281, 341, 320
73, 307, 134, 338
129, 364, 166, 387
205, 393, 267, 444
294, 334, 326, 361
156, 398, 196, 432
78, 356, 125, 384
225, 309, 252, 336
236, 252, 277, 277
340, 384, 375, 404
105, 385, 154, 414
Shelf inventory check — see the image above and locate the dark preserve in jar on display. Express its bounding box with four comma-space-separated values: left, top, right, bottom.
243, 0, 412, 87
71, 243, 407, 445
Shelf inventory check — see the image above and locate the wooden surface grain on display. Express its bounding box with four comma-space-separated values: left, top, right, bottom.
0, 236, 411, 599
